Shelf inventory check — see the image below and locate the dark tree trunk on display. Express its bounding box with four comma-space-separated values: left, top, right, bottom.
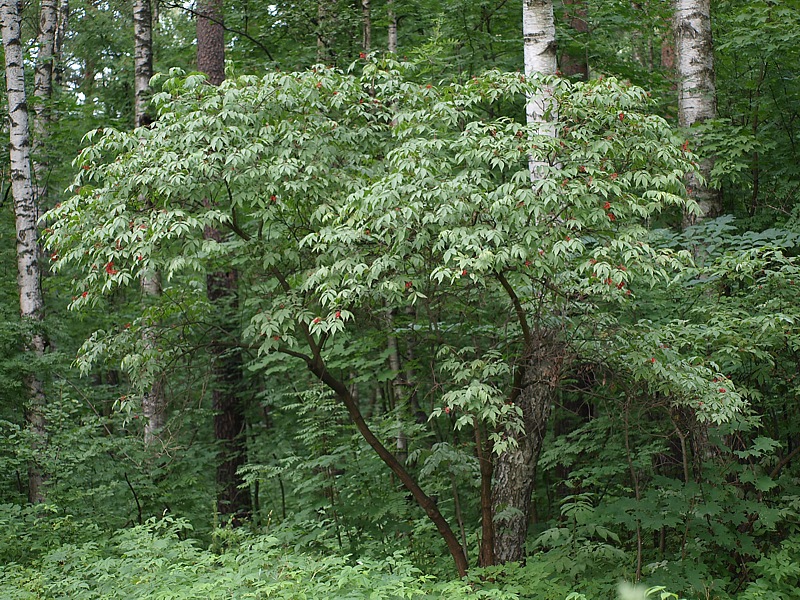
559, 0, 589, 79
491, 332, 563, 563
197, 0, 225, 86
197, 2, 251, 520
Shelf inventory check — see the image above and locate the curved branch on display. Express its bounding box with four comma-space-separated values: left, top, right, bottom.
306, 358, 468, 576
496, 270, 531, 345
161, 1, 275, 61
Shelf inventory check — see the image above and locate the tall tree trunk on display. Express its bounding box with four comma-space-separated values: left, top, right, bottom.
387, 0, 397, 53
675, 0, 718, 224
316, 0, 336, 64
1, 0, 48, 504
53, 0, 69, 85
133, 0, 166, 446
559, 0, 588, 79
196, 2, 251, 520
197, 0, 225, 86
490, 0, 559, 564
32, 0, 58, 205
523, 0, 557, 178
360, 0, 371, 53
134, 0, 153, 128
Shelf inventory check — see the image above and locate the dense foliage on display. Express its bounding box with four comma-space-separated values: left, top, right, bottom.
2, 1, 800, 599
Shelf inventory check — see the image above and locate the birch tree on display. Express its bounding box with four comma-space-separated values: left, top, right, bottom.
675, 0, 718, 223
133, 0, 167, 446
1, 0, 48, 504
32, 0, 58, 204
489, 0, 559, 565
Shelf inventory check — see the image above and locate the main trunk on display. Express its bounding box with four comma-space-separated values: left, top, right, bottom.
675, 0, 718, 223
32, 0, 58, 204
523, 0, 557, 176
133, 0, 153, 128
1, 0, 48, 504
387, 0, 397, 53
208, 269, 249, 518
196, 6, 251, 519
491, 333, 561, 563
488, 0, 560, 563
197, 0, 225, 86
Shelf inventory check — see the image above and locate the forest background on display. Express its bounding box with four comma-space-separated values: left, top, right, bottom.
1, 0, 799, 598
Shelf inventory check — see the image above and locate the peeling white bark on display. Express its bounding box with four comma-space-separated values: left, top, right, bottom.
523, 0, 557, 177
675, 0, 718, 222
387, 0, 397, 53
134, 0, 153, 128
1, 0, 48, 504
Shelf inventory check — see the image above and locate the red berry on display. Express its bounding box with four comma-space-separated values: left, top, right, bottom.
650, 357, 656, 363
608, 213, 616, 221
603, 202, 611, 210
719, 388, 726, 393
313, 317, 321, 324
359, 52, 366, 59
444, 407, 451, 414
335, 310, 341, 319
462, 269, 468, 276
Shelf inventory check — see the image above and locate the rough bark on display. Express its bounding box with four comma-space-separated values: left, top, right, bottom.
32, 0, 58, 204
141, 275, 166, 446
196, 10, 250, 518
133, 0, 153, 128
207, 269, 249, 519
559, 0, 588, 79
316, 0, 336, 63
492, 333, 562, 563
1, 0, 48, 504
197, 0, 225, 86
133, 0, 167, 445
675, 0, 718, 224
387, 0, 397, 53
53, 0, 69, 86
360, 0, 371, 53
487, 1, 560, 564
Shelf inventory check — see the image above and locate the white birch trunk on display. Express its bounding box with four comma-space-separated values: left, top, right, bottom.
1, 0, 48, 504
675, 0, 718, 222
134, 0, 153, 128
387, 0, 397, 53
523, 0, 557, 179
133, 0, 166, 444
490, 0, 559, 564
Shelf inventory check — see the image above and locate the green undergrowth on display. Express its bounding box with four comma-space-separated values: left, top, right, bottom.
0, 515, 515, 600
2, 509, 797, 599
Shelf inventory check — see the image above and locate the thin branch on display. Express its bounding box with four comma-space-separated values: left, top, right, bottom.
495, 270, 531, 345
161, 1, 275, 61
124, 472, 143, 524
